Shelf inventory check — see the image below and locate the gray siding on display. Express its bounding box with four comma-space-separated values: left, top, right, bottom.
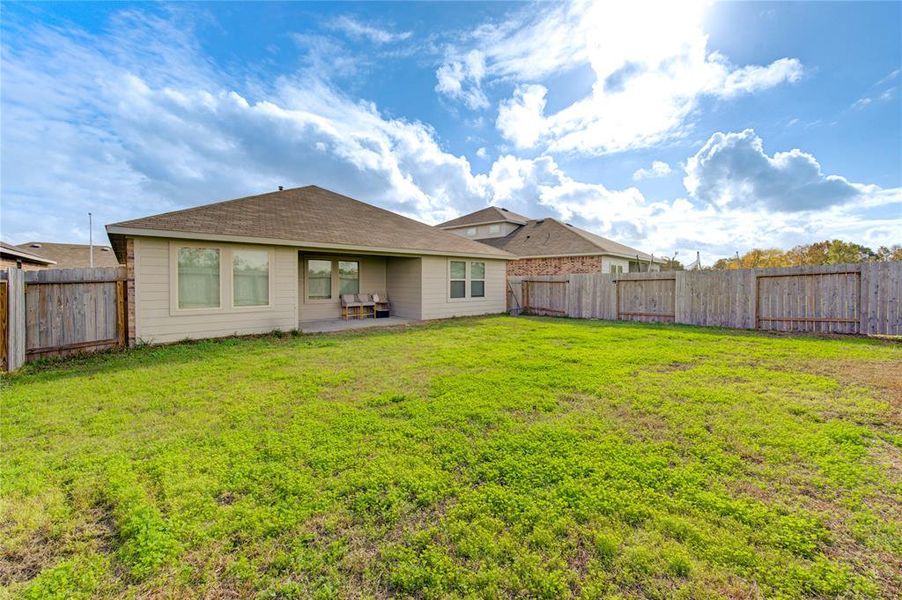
445, 222, 519, 240
386, 257, 423, 319
420, 256, 507, 320
134, 237, 298, 344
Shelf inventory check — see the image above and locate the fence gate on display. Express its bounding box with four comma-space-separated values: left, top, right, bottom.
1, 266, 127, 371
522, 279, 569, 316
755, 270, 861, 334
616, 277, 676, 323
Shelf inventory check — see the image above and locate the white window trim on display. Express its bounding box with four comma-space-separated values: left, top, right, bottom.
488, 224, 500, 234
303, 256, 362, 304
447, 259, 488, 302
168, 242, 275, 316
465, 227, 477, 237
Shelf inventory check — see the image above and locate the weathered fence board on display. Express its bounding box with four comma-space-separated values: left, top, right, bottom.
2, 266, 127, 370
861, 261, 902, 336
507, 261, 902, 337
569, 273, 617, 320
616, 275, 676, 323
6, 269, 25, 371
0, 281, 7, 371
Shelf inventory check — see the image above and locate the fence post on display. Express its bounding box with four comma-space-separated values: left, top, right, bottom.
116, 279, 127, 348
7, 268, 25, 371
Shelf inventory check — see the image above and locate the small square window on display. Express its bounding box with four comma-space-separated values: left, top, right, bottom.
488, 224, 500, 234
465, 227, 477, 236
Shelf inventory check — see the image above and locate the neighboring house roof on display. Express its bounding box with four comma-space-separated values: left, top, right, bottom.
436, 206, 530, 228
478, 218, 661, 262
17, 242, 121, 269
0, 240, 57, 265
106, 186, 513, 261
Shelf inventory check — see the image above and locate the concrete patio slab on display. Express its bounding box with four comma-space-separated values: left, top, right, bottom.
300, 316, 413, 333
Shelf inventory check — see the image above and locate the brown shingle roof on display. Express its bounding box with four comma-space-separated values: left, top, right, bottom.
106, 186, 512, 260
437, 206, 530, 228
478, 218, 657, 261
1, 240, 56, 265
17, 242, 121, 269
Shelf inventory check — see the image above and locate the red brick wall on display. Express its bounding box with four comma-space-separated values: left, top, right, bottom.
507, 256, 602, 277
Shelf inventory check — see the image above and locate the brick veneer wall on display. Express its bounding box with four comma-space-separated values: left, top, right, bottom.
125, 238, 136, 347
507, 256, 602, 277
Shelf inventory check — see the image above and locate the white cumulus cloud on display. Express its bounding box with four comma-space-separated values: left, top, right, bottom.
683, 129, 880, 212
632, 161, 672, 181
442, 1, 804, 155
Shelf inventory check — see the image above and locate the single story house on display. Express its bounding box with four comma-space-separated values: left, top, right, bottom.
106, 186, 512, 345
1, 240, 57, 270
437, 207, 664, 276
16, 242, 121, 269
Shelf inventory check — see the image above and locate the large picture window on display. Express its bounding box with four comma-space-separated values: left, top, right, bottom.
339, 261, 360, 295
233, 250, 269, 306
470, 261, 485, 297
177, 247, 220, 309
450, 260, 466, 298
307, 259, 333, 299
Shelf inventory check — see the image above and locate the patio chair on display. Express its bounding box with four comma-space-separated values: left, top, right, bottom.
356, 293, 376, 318
341, 294, 363, 320
372, 294, 391, 318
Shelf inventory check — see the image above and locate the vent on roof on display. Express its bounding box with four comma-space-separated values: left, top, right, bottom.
101, 247, 110, 252
30, 243, 42, 248
278, 186, 284, 191
500, 208, 509, 212
536, 219, 545, 224
566, 223, 573, 227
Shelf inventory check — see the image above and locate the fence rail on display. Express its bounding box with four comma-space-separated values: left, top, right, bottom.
508, 261, 902, 336
1, 266, 128, 371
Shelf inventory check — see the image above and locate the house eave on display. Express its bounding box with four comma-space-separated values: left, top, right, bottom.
105, 226, 515, 260
510, 251, 664, 262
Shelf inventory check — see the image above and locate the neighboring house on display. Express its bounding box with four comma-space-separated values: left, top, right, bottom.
437, 207, 664, 276
106, 186, 512, 345
0, 240, 57, 270
16, 242, 121, 269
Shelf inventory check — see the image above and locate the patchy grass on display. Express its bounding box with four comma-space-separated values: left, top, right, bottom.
2, 316, 900, 599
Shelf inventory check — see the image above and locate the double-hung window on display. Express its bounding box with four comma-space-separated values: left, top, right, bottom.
307, 259, 333, 300
177, 247, 221, 309
609, 264, 623, 275
233, 250, 269, 306
339, 261, 360, 295
450, 260, 467, 298
470, 262, 485, 297
488, 224, 500, 234
449, 260, 486, 299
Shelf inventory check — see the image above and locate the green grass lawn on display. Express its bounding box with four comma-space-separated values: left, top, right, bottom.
2, 316, 901, 599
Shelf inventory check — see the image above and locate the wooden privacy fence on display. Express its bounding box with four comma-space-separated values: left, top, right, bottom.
508, 261, 902, 336
1, 267, 128, 371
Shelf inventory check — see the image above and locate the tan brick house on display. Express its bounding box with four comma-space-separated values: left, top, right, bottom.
437, 207, 663, 276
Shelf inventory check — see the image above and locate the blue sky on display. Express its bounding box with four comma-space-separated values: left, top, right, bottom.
1, 1, 900, 262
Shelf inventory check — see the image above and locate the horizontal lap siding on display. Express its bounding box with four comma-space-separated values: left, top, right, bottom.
386, 257, 422, 319
420, 257, 506, 320
135, 237, 298, 344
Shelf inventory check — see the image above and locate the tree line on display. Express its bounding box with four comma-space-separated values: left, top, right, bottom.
709, 240, 902, 270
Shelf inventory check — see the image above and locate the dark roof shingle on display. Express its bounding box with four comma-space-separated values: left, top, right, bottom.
478, 218, 656, 261
437, 206, 529, 228
107, 186, 512, 259
17, 242, 121, 269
